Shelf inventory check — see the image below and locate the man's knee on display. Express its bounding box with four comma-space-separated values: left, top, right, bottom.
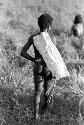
34, 76, 44, 93
38, 81, 44, 95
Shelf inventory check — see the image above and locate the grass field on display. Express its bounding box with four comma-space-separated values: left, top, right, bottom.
0, 0, 84, 124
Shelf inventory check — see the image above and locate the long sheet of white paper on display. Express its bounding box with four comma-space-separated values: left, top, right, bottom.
34, 31, 70, 80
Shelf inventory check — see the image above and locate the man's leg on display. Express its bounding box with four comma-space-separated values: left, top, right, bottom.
43, 79, 48, 110
34, 75, 43, 120
42, 67, 52, 110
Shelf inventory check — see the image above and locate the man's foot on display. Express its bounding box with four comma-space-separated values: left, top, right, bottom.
35, 113, 40, 120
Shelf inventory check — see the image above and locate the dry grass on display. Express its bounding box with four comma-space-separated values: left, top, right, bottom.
0, 0, 84, 124
1, 30, 84, 124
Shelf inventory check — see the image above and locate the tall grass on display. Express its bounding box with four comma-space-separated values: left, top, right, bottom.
0, 0, 84, 124
46, 32, 84, 110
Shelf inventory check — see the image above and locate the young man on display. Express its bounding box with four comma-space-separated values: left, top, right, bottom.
71, 14, 83, 37
20, 13, 53, 120
71, 14, 84, 50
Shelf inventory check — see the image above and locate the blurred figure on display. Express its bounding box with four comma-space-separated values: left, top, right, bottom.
71, 14, 84, 54
79, 96, 84, 122
71, 14, 83, 37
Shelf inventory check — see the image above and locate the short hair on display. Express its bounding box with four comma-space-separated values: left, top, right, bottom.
38, 13, 53, 30
74, 14, 83, 24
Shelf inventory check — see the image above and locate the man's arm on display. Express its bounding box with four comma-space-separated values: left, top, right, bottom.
20, 35, 36, 62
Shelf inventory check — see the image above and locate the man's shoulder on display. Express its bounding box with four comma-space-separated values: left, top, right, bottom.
33, 32, 43, 43
27, 31, 40, 45
29, 31, 40, 39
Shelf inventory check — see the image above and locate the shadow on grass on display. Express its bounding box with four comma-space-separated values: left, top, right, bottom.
0, 87, 80, 125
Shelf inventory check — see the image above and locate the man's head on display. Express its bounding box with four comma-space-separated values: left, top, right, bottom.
74, 14, 83, 24
38, 13, 53, 31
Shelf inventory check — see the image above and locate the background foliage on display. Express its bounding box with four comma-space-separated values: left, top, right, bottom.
0, 0, 84, 124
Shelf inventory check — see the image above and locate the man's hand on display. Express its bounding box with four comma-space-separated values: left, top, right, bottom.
35, 58, 43, 64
